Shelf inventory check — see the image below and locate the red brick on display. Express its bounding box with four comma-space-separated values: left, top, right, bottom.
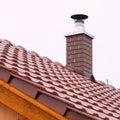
66, 33, 93, 76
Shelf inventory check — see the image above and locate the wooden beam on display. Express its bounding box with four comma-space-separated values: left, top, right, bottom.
0, 80, 67, 120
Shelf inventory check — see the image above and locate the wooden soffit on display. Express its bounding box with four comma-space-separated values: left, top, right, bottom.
0, 80, 67, 120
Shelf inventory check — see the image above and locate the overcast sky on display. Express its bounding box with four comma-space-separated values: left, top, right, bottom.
0, 0, 120, 88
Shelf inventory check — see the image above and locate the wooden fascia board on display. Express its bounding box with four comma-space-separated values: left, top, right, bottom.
0, 80, 67, 120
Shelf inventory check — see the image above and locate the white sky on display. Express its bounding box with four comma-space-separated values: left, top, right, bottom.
0, 0, 120, 88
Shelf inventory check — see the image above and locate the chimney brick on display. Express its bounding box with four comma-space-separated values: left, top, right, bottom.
66, 33, 93, 77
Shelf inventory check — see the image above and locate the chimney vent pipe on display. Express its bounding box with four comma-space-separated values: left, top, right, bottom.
71, 14, 88, 33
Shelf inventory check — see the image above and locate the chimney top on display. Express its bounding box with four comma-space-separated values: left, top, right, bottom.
69, 14, 88, 34
65, 14, 94, 38
71, 14, 88, 20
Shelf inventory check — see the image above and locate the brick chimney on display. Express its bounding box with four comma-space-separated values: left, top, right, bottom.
65, 14, 94, 77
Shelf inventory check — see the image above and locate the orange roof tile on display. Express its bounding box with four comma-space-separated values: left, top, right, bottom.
0, 39, 120, 120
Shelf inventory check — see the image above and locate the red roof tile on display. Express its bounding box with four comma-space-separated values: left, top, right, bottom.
0, 39, 120, 120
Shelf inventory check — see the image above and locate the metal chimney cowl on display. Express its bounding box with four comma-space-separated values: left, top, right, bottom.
65, 14, 94, 37
71, 14, 88, 33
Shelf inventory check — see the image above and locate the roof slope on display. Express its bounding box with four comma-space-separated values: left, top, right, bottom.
0, 39, 120, 120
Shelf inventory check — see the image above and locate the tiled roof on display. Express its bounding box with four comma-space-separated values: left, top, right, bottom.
0, 39, 120, 120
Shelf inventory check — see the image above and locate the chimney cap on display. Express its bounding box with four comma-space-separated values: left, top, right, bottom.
71, 14, 88, 20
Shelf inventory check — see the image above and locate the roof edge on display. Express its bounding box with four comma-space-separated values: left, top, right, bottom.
0, 80, 67, 120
